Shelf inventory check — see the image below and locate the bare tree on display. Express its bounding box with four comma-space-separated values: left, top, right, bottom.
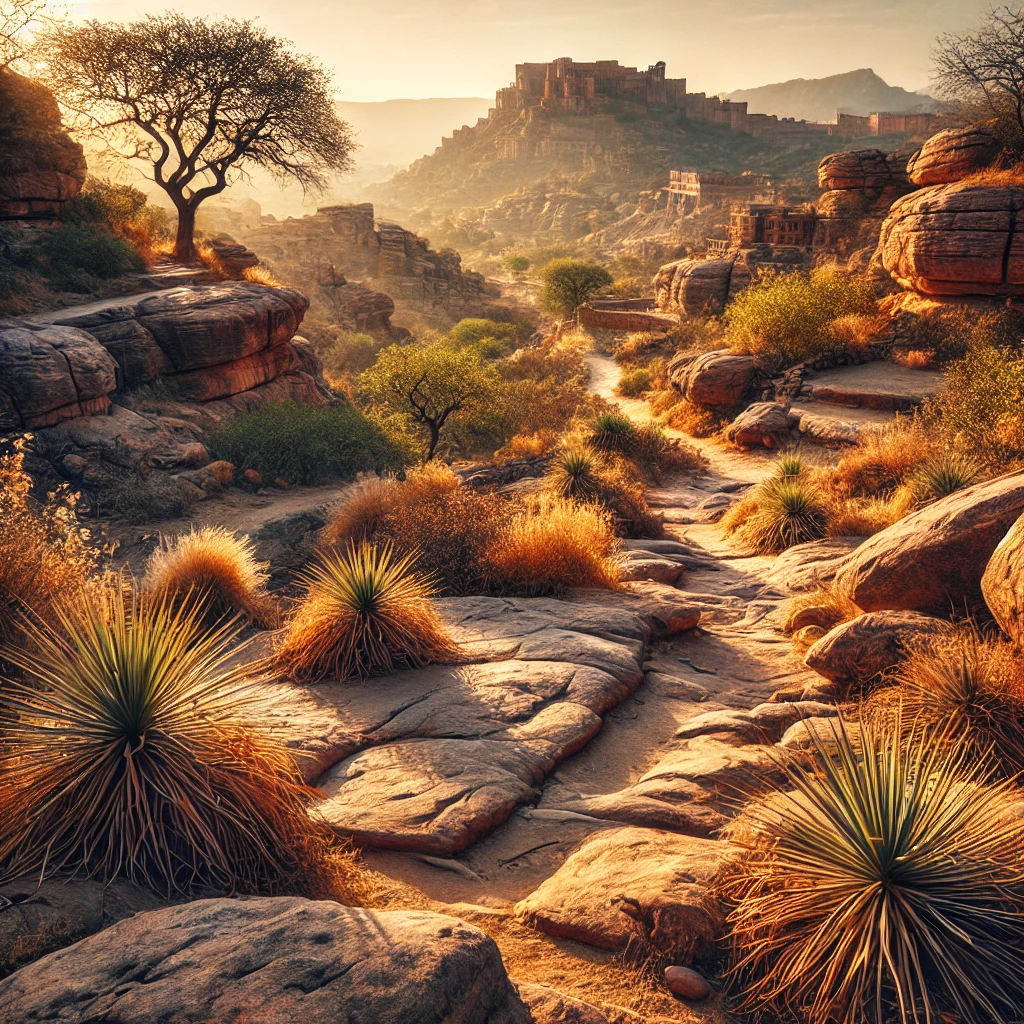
1, 0, 47, 70
934, 6, 1024, 137
38, 15, 355, 262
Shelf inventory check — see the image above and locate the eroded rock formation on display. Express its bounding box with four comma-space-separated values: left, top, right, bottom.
906, 127, 1002, 187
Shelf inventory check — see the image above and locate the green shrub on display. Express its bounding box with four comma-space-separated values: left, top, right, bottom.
207, 401, 407, 485
724, 267, 877, 366
45, 223, 144, 291
320, 331, 386, 379
447, 318, 519, 351
616, 365, 654, 397
538, 258, 613, 317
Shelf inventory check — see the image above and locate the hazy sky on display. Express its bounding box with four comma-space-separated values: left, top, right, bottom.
67, 0, 991, 101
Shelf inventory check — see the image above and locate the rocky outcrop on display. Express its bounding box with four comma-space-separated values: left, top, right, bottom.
0, 324, 117, 429
725, 402, 791, 449
513, 827, 733, 955
982, 511, 1024, 643
833, 470, 1024, 615
0, 898, 532, 1024
803, 610, 955, 685
0, 69, 87, 221
669, 350, 755, 410
818, 149, 909, 191
907, 127, 1003, 187
878, 182, 1024, 297
0, 877, 165, 977
483, 186, 617, 238
322, 279, 407, 338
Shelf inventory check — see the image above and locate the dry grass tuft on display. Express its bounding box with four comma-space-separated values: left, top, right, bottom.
828, 417, 939, 497
892, 348, 936, 369
728, 477, 830, 555
658, 396, 723, 438
143, 525, 278, 628
0, 438, 102, 644
0, 588, 358, 901
495, 429, 560, 463
487, 496, 624, 596
276, 542, 460, 684
956, 165, 1024, 189
723, 714, 1024, 1024
783, 584, 861, 643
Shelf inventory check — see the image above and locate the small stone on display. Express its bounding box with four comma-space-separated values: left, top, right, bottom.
273, 477, 290, 490
664, 965, 711, 1001
206, 460, 234, 486
242, 468, 263, 487
793, 624, 826, 646
200, 475, 223, 496
61, 453, 87, 478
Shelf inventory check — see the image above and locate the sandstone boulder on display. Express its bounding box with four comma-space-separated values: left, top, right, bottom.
982, 510, 1024, 642
654, 258, 736, 317
0, 898, 531, 1024
725, 402, 791, 448
804, 610, 955, 685
0, 323, 117, 429
907, 127, 1003, 187
879, 182, 1024, 297
0, 877, 165, 976
818, 149, 908, 191
514, 827, 733, 956
833, 470, 1024, 614
516, 984, 620, 1024
669, 349, 755, 410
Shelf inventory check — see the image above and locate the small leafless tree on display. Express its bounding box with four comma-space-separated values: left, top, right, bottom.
38, 15, 355, 263
1, 0, 47, 70
934, 6, 1024, 139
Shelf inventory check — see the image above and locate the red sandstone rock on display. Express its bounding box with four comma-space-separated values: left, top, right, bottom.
907, 127, 1003, 187
664, 966, 711, 1001
879, 182, 1024, 297
669, 349, 755, 409
654, 257, 736, 317
243, 468, 263, 487
205, 460, 234, 486
982, 511, 1024, 643
818, 149, 908, 191
833, 470, 1024, 614
168, 340, 302, 401
725, 401, 792, 448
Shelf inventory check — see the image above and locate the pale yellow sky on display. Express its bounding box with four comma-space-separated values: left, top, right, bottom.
66, 0, 990, 101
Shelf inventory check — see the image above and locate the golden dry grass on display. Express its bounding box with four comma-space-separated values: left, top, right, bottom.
494, 429, 560, 463
320, 476, 403, 551
0, 439, 102, 644
143, 525, 278, 628
276, 542, 461, 684
0, 587, 361, 901
657, 395, 723, 438
956, 165, 1024, 189
892, 348, 936, 369
828, 312, 888, 352
487, 496, 624, 596
828, 418, 939, 497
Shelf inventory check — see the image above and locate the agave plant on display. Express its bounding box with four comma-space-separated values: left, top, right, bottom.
724, 715, 1024, 1024
910, 452, 980, 503
738, 477, 829, 554
144, 525, 277, 627
276, 542, 460, 683
546, 445, 604, 501
0, 587, 327, 897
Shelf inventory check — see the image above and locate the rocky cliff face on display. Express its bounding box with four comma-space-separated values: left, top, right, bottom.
0, 69, 87, 222
236, 203, 495, 330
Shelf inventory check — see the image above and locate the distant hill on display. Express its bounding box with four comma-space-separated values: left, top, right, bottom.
336, 98, 492, 174
727, 69, 943, 123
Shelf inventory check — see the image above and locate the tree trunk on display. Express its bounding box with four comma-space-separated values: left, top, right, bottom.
172, 203, 198, 264
425, 420, 441, 461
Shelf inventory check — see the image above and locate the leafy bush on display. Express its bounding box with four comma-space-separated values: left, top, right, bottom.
44, 222, 145, 291
724, 716, 1024, 1024
501, 253, 531, 275
617, 365, 654, 397
207, 401, 406, 485
0, 589, 345, 899
538, 258, 613, 317
724, 267, 877, 366
65, 177, 171, 258
319, 330, 386, 382
143, 525, 277, 627
102, 471, 199, 524
276, 542, 460, 683
0, 438, 101, 644
447, 317, 521, 356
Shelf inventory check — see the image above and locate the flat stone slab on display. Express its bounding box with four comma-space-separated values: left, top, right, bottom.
514, 827, 735, 955
256, 596, 665, 854
801, 363, 943, 411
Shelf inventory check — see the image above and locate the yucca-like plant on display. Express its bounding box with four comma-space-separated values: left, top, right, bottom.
737, 477, 830, 554
868, 632, 1024, 775
0, 588, 331, 898
909, 452, 980, 503
589, 411, 637, 454
774, 451, 805, 479
724, 716, 1024, 1024
546, 445, 604, 501
276, 542, 460, 683
143, 525, 277, 627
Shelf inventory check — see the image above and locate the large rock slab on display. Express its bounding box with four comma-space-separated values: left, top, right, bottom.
257, 596, 652, 854
0, 898, 531, 1024
517, 984, 625, 1024
818, 149, 908, 190
982, 511, 1024, 642
804, 610, 955, 685
0, 323, 117, 429
879, 182, 1024, 297
0, 877, 165, 976
514, 827, 734, 956
669, 349, 755, 410
833, 470, 1024, 614
654, 258, 736, 317
725, 401, 792, 448
907, 127, 1003, 187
